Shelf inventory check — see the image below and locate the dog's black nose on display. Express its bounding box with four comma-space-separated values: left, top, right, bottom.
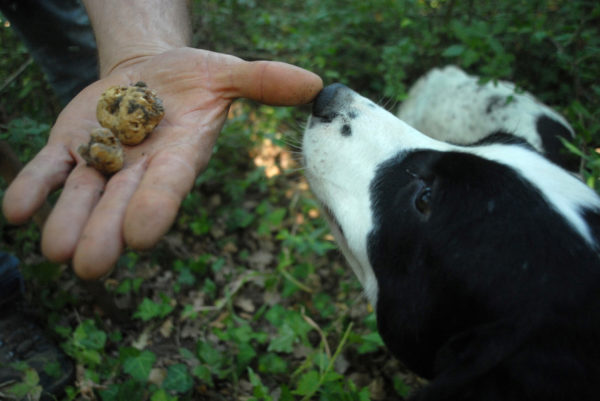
312, 83, 352, 119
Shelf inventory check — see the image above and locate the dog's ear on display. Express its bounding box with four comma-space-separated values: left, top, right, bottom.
536, 115, 579, 171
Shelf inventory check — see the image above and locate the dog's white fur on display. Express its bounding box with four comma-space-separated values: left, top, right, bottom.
303, 66, 599, 308
397, 66, 574, 151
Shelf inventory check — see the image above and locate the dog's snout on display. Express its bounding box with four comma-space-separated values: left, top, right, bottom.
312, 83, 353, 119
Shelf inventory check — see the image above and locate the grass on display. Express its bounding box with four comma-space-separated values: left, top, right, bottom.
1, 0, 599, 400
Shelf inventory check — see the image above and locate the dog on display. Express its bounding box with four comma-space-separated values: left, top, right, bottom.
302, 66, 600, 400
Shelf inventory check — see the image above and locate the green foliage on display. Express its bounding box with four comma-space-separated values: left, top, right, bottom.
247, 367, 274, 401
134, 295, 175, 321
63, 319, 107, 367
0, 13, 58, 169
0, 117, 49, 161
1, 364, 42, 400
162, 364, 194, 393
1, 1, 598, 400
150, 390, 178, 401
196, 0, 599, 174
123, 350, 156, 382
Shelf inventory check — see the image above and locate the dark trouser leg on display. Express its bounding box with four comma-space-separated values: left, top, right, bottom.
0, 0, 98, 105
0, 251, 22, 305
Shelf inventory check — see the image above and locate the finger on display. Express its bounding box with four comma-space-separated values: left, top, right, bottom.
73, 160, 146, 280
225, 60, 323, 106
41, 164, 105, 262
2, 145, 73, 224
123, 136, 214, 250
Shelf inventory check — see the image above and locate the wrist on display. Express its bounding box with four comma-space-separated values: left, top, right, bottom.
98, 45, 175, 78
82, 0, 191, 78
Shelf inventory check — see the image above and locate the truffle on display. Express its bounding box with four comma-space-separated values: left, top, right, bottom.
78, 127, 124, 175
96, 81, 164, 145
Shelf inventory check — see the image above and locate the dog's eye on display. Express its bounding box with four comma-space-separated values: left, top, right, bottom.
415, 186, 432, 215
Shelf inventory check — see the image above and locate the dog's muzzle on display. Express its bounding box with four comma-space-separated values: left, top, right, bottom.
312, 83, 354, 121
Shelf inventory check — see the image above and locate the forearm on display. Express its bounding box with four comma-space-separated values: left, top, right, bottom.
82, 0, 191, 77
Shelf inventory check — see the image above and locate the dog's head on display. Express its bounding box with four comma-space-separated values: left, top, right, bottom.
303, 84, 600, 377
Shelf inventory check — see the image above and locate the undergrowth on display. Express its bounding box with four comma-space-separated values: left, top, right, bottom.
1, 0, 598, 400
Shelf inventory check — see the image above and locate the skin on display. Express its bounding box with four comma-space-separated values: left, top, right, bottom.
1, 0, 323, 280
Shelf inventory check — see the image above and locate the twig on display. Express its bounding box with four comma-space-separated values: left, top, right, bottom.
299, 322, 354, 401
301, 307, 331, 359
195, 272, 260, 313
277, 263, 314, 293
0, 57, 33, 94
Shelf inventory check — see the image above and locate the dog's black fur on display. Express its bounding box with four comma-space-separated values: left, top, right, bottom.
303, 67, 600, 400
370, 150, 600, 400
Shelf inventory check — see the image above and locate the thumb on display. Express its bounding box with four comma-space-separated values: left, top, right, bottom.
225, 60, 323, 106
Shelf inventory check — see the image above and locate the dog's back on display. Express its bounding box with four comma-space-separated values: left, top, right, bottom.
398, 66, 579, 171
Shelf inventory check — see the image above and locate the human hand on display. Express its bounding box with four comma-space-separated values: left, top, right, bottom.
2, 48, 323, 279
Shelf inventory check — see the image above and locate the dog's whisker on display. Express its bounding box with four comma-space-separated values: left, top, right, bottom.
282, 166, 306, 175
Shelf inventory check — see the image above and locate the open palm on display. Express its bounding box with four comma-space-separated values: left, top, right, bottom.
2, 48, 322, 279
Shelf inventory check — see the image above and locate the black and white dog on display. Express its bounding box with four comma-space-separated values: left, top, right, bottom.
303, 66, 600, 400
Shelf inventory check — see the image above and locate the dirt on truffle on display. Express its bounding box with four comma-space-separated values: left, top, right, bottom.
78, 127, 124, 174
96, 82, 164, 146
